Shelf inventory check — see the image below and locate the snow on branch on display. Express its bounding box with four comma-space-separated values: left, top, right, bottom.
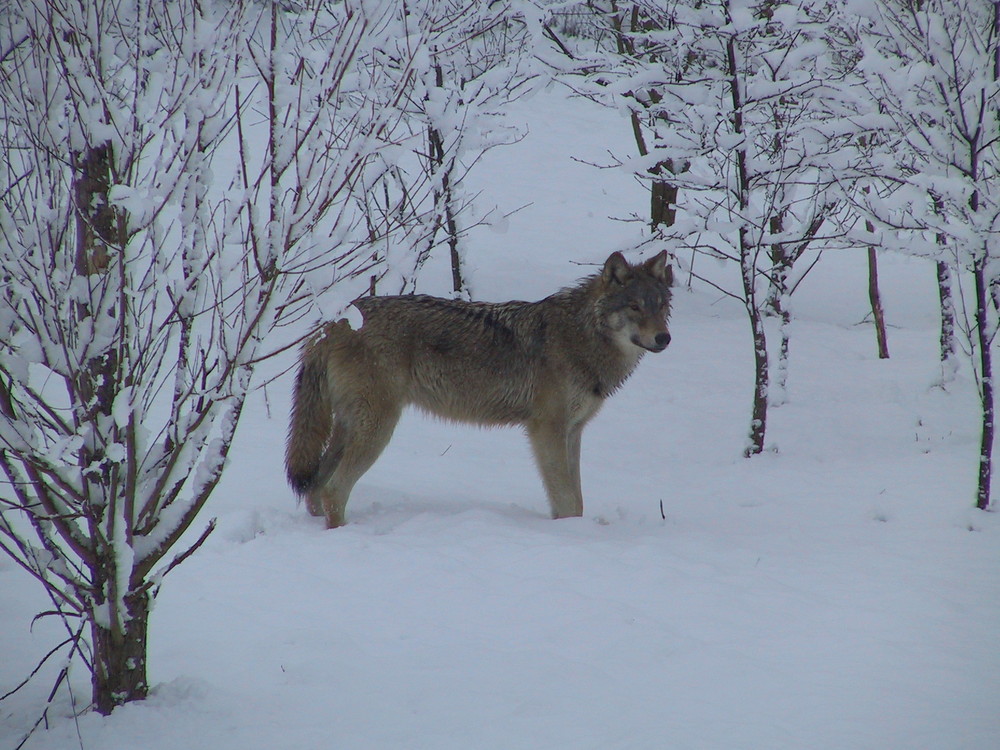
1, 0, 536, 715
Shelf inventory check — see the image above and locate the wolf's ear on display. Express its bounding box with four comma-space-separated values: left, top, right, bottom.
602, 252, 631, 285
645, 250, 672, 285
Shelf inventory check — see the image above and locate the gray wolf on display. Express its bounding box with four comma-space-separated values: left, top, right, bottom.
286, 250, 673, 528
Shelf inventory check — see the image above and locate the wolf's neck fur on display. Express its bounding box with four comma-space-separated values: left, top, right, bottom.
542, 274, 645, 398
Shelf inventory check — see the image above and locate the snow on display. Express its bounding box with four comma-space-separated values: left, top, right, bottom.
2, 87, 999, 750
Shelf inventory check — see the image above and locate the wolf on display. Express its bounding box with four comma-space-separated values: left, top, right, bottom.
285, 250, 673, 528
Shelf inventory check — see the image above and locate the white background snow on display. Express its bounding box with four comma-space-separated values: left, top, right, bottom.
2, 87, 999, 750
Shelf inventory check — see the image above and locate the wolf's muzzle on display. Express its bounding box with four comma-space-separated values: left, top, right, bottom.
634, 332, 671, 352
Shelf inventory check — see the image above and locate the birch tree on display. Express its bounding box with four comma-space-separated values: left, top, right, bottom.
0, 0, 435, 720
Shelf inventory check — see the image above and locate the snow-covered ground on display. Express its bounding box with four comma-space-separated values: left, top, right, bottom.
3, 88, 999, 750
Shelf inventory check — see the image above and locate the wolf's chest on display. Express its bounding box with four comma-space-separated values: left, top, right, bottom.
567, 387, 604, 425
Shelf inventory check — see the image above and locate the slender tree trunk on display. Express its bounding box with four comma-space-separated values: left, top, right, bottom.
764, 261, 790, 407
726, 26, 767, 456
766, 207, 790, 406
867, 247, 890, 359
986, 6, 1000, 503
427, 120, 465, 296
937, 260, 958, 382
742, 229, 768, 456
264, 2, 280, 282
974, 259, 994, 510
745, 300, 769, 456
930, 189, 957, 370
969, 116, 990, 509
929, 188, 957, 377
442, 168, 463, 296
427, 59, 466, 298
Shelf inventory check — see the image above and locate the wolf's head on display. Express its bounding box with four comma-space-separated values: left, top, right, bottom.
599, 250, 673, 353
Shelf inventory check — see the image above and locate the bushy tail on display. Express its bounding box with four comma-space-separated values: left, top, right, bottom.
286, 345, 333, 495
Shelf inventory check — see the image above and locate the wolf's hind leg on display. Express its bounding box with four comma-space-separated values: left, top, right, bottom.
304, 423, 348, 517
305, 494, 324, 517
313, 400, 402, 528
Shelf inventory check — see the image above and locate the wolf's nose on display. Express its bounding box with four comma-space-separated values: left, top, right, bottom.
655, 332, 671, 349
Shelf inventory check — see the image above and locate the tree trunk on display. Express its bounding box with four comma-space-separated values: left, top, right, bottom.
764, 261, 790, 407
74, 140, 141, 714
929, 187, 957, 378
73, 140, 123, 503
867, 247, 889, 359
937, 260, 958, 381
444, 175, 463, 296
745, 309, 769, 456
425, 60, 466, 298
726, 31, 766, 456
742, 230, 768, 456
975, 259, 994, 510
650, 165, 678, 230
91, 591, 150, 714
426, 119, 465, 296
766, 207, 791, 406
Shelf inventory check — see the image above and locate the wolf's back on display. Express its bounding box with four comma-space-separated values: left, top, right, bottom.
285, 338, 334, 495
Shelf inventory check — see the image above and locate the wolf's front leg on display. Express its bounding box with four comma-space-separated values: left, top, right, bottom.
527, 419, 584, 519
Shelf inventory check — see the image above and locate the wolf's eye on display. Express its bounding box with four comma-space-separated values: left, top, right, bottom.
629, 302, 642, 313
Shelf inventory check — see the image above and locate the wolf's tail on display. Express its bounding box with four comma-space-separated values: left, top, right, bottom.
285, 341, 334, 495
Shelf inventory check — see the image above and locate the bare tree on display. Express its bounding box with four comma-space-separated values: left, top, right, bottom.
849, 0, 1000, 509
551, 0, 856, 453
355, 0, 538, 298
418, 0, 537, 296
543, 1, 683, 232
0, 0, 434, 722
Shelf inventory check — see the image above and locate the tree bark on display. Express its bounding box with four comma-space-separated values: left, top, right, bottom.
441, 160, 463, 297
937, 260, 957, 376
766, 209, 790, 406
650, 162, 678, 230
745, 307, 769, 456
72, 142, 119, 511
975, 259, 994, 510
91, 591, 149, 714
742, 229, 768, 456
765, 265, 790, 407
74, 139, 137, 715
744, 308, 769, 455
867, 247, 890, 359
